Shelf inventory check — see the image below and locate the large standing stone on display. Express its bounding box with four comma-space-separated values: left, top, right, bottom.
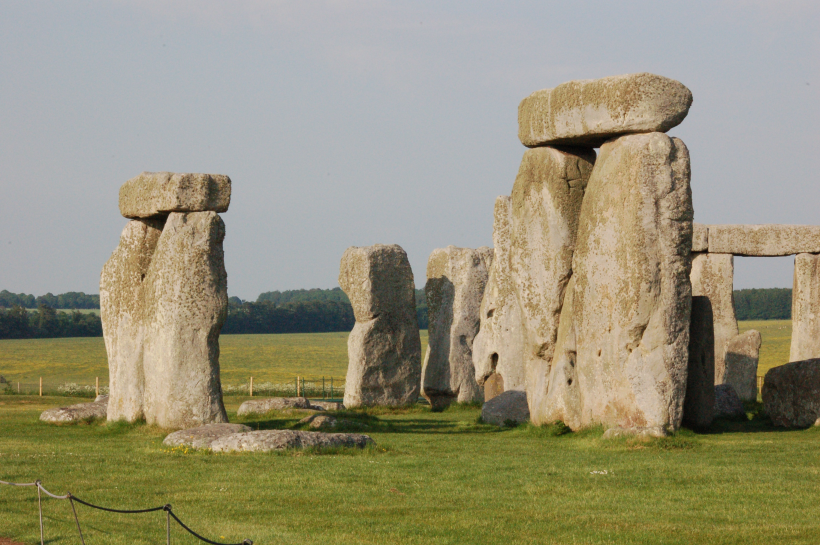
762, 359, 820, 428
101, 219, 164, 422
142, 212, 229, 429
472, 197, 526, 399
707, 224, 820, 256
723, 330, 761, 402
339, 244, 422, 408
422, 246, 493, 409
119, 172, 231, 219
518, 73, 693, 147
683, 296, 715, 429
690, 253, 738, 383
533, 132, 693, 434
508, 147, 596, 421
790, 253, 820, 362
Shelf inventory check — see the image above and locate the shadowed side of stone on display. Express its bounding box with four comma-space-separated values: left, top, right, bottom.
209, 430, 375, 452
684, 296, 715, 429
422, 246, 493, 409
163, 423, 252, 449
40, 396, 109, 423
481, 390, 529, 426
723, 330, 761, 402
714, 384, 746, 419
763, 359, 820, 428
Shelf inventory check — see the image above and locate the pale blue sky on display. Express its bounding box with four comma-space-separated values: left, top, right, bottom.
1, 1, 818, 299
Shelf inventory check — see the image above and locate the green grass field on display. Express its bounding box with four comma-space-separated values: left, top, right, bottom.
1, 397, 819, 544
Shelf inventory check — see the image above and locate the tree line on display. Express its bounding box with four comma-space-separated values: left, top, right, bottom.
0, 287, 791, 339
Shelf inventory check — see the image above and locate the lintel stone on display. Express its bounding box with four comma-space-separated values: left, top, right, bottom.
707, 224, 820, 256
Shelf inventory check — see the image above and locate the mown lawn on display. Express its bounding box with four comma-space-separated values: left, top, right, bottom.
0, 396, 818, 544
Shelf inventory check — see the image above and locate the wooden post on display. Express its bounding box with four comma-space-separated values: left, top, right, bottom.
322, 376, 326, 399
250, 376, 254, 397
17, 382, 20, 393
297, 376, 301, 397
96, 377, 99, 397
39, 377, 42, 397
330, 377, 333, 400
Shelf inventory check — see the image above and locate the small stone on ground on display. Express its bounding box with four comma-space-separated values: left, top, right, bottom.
163, 423, 253, 449
209, 430, 374, 452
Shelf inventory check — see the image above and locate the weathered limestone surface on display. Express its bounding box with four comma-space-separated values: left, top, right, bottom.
533, 133, 693, 433
790, 253, 820, 362
162, 423, 252, 449
724, 330, 761, 402
684, 296, 715, 429
690, 253, 738, 383
692, 223, 708, 252
40, 397, 109, 423
119, 172, 231, 219
714, 384, 745, 419
508, 147, 596, 421
763, 359, 820, 428
310, 401, 345, 411
422, 246, 493, 409
142, 212, 229, 429
707, 224, 820, 256
237, 397, 313, 416
339, 244, 421, 408
210, 430, 374, 452
481, 390, 530, 426
518, 73, 693, 147
473, 197, 526, 397
101, 219, 164, 422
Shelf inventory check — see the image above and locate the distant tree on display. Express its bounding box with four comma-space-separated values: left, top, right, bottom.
734, 288, 792, 320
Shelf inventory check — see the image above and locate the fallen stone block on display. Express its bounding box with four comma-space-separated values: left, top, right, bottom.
763, 359, 820, 428
518, 73, 692, 147
309, 400, 345, 411
707, 224, 820, 256
481, 390, 529, 426
163, 423, 253, 449
237, 397, 313, 416
40, 396, 109, 423
209, 430, 374, 452
119, 172, 231, 219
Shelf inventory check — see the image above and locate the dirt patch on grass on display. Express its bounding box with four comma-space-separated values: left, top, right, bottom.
0, 537, 26, 545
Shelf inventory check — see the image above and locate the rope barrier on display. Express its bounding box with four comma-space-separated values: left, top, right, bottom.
0, 477, 253, 545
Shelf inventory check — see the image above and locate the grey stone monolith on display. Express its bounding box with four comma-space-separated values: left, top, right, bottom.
472, 197, 526, 399
518, 73, 693, 147
790, 253, 820, 362
422, 246, 493, 409
763, 359, 820, 428
339, 244, 421, 408
119, 172, 231, 219
707, 224, 820, 256
142, 212, 229, 429
101, 219, 164, 422
532, 132, 693, 434
690, 253, 738, 384
724, 330, 761, 402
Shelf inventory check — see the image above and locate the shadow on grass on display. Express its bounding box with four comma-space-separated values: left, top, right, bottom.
693, 401, 802, 435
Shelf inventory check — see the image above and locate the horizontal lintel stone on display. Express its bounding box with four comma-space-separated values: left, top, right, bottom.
119, 172, 231, 219
707, 224, 820, 256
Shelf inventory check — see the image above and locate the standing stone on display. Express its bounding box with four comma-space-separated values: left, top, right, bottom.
422, 246, 493, 409
690, 253, 738, 383
762, 359, 820, 428
533, 133, 693, 434
683, 296, 715, 429
506, 147, 596, 421
142, 212, 229, 429
518, 73, 693, 147
119, 172, 231, 219
723, 330, 761, 401
101, 219, 164, 422
473, 197, 527, 399
339, 244, 422, 408
790, 253, 820, 362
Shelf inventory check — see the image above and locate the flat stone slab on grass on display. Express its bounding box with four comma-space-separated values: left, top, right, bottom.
119, 171, 231, 219
763, 359, 820, 428
163, 423, 253, 449
309, 401, 345, 411
481, 390, 529, 426
518, 73, 692, 147
209, 430, 374, 452
237, 397, 314, 416
40, 396, 109, 423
